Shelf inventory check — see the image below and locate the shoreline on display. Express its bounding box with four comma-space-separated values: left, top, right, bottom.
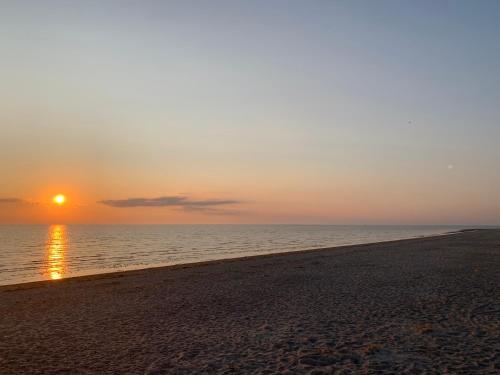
0, 227, 480, 292
1, 228, 499, 373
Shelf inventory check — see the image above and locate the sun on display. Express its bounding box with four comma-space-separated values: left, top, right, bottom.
53, 194, 66, 206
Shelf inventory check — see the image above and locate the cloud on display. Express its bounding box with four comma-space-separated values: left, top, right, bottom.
98, 196, 242, 212
0, 198, 40, 206
0, 198, 24, 204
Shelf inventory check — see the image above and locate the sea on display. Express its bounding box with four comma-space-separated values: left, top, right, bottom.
0, 224, 476, 286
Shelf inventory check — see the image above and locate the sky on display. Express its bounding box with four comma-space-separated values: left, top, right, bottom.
1, 0, 500, 224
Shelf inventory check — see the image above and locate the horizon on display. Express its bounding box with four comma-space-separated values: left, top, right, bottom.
2, 1, 500, 225
0, 222, 496, 228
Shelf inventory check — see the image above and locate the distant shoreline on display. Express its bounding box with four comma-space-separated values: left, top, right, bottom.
0, 226, 483, 291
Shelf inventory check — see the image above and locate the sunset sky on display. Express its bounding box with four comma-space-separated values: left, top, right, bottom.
1, 1, 500, 224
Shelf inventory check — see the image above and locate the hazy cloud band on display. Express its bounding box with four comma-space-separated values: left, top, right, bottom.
0, 198, 24, 204
98, 196, 241, 210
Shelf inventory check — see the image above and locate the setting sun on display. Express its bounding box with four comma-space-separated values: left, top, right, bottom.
53, 194, 66, 206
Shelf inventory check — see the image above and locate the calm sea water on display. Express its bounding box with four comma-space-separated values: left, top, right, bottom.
0, 225, 471, 286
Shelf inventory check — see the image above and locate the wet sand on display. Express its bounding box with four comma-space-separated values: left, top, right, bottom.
1, 230, 499, 374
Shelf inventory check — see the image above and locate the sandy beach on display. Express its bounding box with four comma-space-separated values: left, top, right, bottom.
1, 229, 499, 374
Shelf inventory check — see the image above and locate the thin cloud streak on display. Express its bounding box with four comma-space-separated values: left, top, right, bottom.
98, 196, 242, 212
0, 198, 24, 204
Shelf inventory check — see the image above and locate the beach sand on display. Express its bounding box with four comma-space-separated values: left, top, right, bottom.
1, 229, 499, 374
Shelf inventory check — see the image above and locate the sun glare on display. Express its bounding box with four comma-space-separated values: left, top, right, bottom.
53, 194, 66, 206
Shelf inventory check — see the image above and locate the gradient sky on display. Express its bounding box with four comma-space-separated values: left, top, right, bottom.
1, 0, 500, 224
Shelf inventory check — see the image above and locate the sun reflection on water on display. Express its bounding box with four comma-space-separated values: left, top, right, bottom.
45, 225, 68, 280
